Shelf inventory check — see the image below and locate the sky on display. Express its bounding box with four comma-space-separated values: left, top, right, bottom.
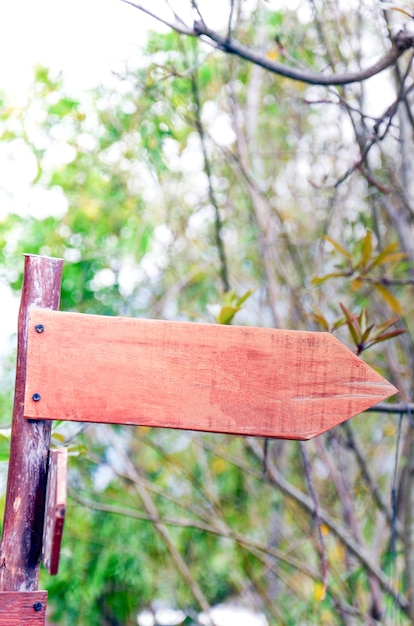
0, 0, 243, 97
0, 0, 156, 96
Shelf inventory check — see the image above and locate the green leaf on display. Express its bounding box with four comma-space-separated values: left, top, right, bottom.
216, 290, 252, 325
332, 317, 346, 331
217, 306, 240, 325
67, 443, 89, 457
0, 433, 11, 462
358, 308, 368, 330
360, 323, 375, 344
235, 289, 253, 308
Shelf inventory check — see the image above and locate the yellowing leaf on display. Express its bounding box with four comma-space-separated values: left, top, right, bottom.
51, 433, 66, 443
327, 541, 346, 563
340, 302, 360, 347
313, 581, 326, 601
373, 284, 403, 314
384, 423, 396, 437
323, 235, 352, 260
351, 277, 363, 291
373, 252, 407, 266
311, 271, 349, 285
266, 49, 279, 60
212, 458, 227, 474
311, 312, 329, 330
360, 229, 373, 269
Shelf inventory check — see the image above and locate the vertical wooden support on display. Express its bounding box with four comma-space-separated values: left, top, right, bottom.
0, 255, 63, 594
42, 448, 67, 575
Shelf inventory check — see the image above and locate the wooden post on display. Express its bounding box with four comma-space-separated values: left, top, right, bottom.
0, 255, 63, 596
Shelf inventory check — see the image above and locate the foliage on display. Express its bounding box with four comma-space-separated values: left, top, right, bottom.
0, 1, 414, 624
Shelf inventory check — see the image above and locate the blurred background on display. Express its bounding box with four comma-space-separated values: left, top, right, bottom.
0, 1, 413, 624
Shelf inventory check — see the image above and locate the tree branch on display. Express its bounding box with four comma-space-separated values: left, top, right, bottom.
365, 402, 414, 414
192, 22, 414, 86
120, 1, 414, 85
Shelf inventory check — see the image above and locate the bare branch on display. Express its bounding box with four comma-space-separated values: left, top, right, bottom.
247, 438, 409, 612
119, 0, 196, 35
120, 2, 414, 85
366, 402, 414, 414
104, 426, 215, 621
300, 442, 328, 598
192, 22, 414, 86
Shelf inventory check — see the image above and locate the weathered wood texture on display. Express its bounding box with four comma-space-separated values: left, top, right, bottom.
42, 449, 67, 576
0, 256, 63, 592
25, 309, 397, 440
0, 591, 47, 625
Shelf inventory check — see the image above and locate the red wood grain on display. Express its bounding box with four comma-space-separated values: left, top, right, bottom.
0, 591, 47, 625
24, 309, 397, 440
0, 256, 63, 592
42, 449, 67, 576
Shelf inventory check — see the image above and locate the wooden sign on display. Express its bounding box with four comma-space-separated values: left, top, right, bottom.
42, 448, 67, 575
24, 308, 397, 440
0, 591, 47, 625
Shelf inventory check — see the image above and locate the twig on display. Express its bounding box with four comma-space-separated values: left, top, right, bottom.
103, 426, 216, 623
343, 421, 402, 535
189, 71, 230, 292
119, 0, 196, 35
247, 438, 408, 612
300, 442, 328, 599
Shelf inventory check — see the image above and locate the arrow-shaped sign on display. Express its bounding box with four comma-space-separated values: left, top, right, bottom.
24, 308, 397, 440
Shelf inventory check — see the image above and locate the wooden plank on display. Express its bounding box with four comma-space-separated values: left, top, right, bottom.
24, 308, 397, 440
0, 591, 47, 625
42, 448, 67, 576
0, 256, 63, 592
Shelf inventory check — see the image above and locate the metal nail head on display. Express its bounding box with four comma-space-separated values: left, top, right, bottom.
33, 602, 43, 612
32, 393, 41, 402
35, 324, 45, 333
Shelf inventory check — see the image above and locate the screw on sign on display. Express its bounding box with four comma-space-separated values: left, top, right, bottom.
0, 592, 47, 625
0, 255, 398, 625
